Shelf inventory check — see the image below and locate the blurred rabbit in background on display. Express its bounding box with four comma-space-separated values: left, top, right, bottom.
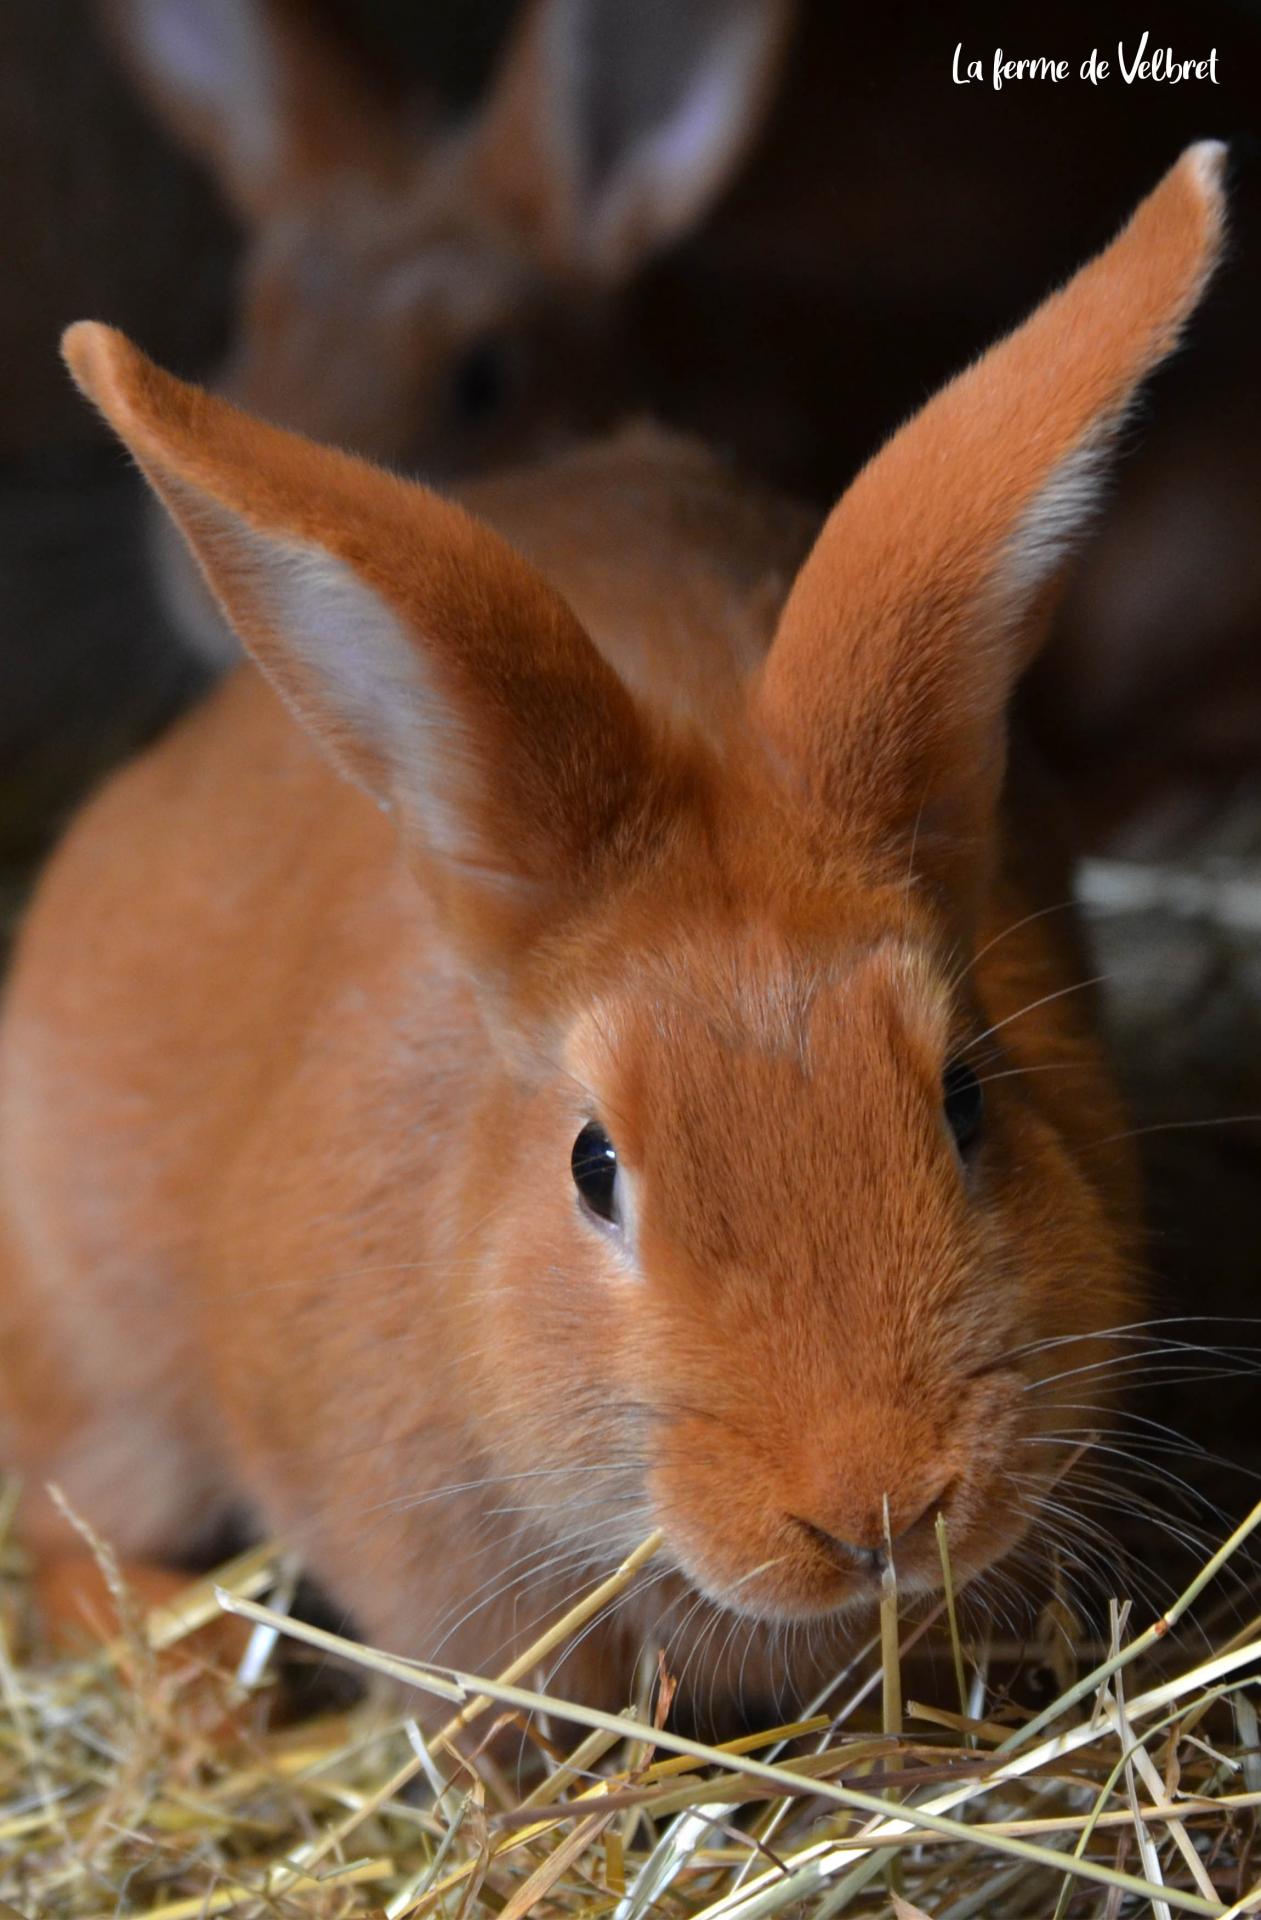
101, 0, 797, 667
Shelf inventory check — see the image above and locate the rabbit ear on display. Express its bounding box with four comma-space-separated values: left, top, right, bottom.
470, 0, 795, 281
99, 0, 417, 218
754, 144, 1228, 917
62, 323, 670, 971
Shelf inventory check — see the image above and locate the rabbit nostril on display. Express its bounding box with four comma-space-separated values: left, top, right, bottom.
897, 1481, 959, 1547
794, 1482, 958, 1573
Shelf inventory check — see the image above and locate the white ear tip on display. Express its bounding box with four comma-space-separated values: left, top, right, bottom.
1184, 138, 1228, 198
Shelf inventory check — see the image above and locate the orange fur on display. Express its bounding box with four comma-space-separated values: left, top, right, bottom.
0, 147, 1225, 1712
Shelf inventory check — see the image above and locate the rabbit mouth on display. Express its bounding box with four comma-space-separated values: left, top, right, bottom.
647, 1456, 1032, 1628
652, 1512, 1012, 1629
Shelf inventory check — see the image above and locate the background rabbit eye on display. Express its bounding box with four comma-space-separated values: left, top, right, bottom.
942, 1059, 984, 1154
450, 337, 515, 424
571, 1120, 619, 1224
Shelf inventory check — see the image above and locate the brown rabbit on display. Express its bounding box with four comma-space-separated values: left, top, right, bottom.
0, 147, 1225, 1708
100, 0, 797, 668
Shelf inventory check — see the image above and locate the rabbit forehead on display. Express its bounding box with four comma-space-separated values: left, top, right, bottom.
559, 932, 975, 1321
562, 932, 954, 1147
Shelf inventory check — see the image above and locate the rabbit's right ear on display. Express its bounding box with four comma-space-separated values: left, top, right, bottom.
470, 0, 796, 281
99, 0, 418, 218
62, 324, 676, 979
753, 144, 1228, 925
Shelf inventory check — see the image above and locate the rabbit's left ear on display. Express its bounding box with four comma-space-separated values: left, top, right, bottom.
60, 324, 677, 976
754, 143, 1227, 914
470, 0, 796, 281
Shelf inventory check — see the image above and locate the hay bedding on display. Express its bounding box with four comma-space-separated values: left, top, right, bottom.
5, 1506, 1261, 1918
3, 808, 1261, 1919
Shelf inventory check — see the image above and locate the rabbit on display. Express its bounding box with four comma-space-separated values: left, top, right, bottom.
0, 145, 1225, 1710
99, 0, 798, 670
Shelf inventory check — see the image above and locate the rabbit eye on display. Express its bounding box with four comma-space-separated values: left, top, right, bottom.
943, 1059, 984, 1155
572, 1121, 620, 1225
451, 337, 514, 424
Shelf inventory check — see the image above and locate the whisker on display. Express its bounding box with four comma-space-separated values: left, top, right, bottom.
968, 972, 1110, 1051
1091, 1112, 1261, 1147
948, 897, 1080, 993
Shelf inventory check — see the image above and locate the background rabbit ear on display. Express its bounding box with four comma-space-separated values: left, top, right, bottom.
61, 323, 673, 972
470, 0, 796, 281
98, 0, 420, 219
753, 142, 1228, 921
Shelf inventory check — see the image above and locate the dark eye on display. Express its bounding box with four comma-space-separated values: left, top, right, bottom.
572, 1121, 620, 1225
942, 1058, 984, 1155
450, 337, 514, 424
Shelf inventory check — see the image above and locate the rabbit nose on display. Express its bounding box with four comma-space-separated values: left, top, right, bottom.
795, 1484, 954, 1573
